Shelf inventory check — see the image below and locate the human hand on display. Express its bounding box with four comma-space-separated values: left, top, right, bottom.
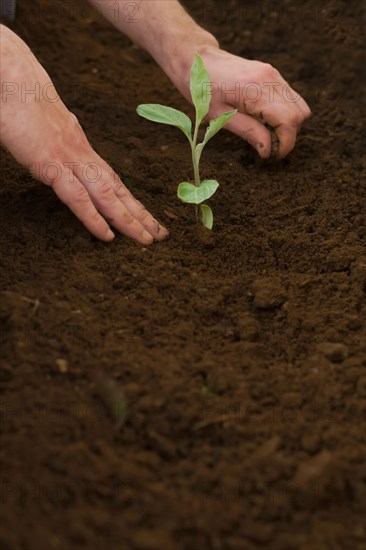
174, 46, 312, 159
0, 25, 168, 244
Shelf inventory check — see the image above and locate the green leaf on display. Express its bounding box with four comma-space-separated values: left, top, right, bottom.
199, 205, 214, 230
201, 109, 237, 148
91, 370, 128, 429
136, 104, 192, 142
177, 180, 219, 205
201, 385, 218, 398
190, 53, 211, 125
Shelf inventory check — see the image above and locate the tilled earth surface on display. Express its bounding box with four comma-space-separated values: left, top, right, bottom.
0, 1, 365, 549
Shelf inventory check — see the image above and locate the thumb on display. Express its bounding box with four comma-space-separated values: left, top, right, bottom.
224, 110, 272, 159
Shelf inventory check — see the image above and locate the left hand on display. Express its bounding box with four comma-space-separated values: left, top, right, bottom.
0, 25, 169, 245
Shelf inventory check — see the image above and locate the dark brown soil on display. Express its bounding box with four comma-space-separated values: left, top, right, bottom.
1, 1, 365, 549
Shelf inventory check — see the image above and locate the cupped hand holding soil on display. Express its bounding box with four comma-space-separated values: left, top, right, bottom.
174, 46, 312, 159
95, 0, 311, 160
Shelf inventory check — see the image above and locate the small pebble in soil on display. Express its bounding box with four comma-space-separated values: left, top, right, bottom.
245, 522, 274, 544
301, 433, 321, 454
347, 317, 362, 331
163, 209, 179, 220
131, 529, 176, 550
324, 250, 353, 272
342, 365, 362, 383
112, 278, 125, 290
55, 358, 68, 373
293, 450, 333, 487
236, 314, 260, 342
252, 277, 287, 310
279, 391, 302, 407
196, 287, 210, 297
317, 342, 348, 363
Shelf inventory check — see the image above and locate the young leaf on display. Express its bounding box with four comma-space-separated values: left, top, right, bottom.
201, 385, 218, 397
199, 205, 214, 230
177, 179, 219, 205
90, 369, 128, 429
190, 53, 211, 125
137, 104, 192, 142
200, 109, 237, 150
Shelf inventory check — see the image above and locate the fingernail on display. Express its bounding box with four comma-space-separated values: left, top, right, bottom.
257, 142, 271, 159
107, 229, 115, 241
143, 231, 154, 245
157, 224, 169, 239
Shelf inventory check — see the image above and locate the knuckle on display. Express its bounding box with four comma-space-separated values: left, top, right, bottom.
139, 207, 151, 223
98, 181, 116, 202
69, 112, 84, 136
287, 112, 301, 127
262, 62, 277, 76
122, 210, 135, 226
115, 182, 128, 199
69, 112, 79, 126
264, 63, 278, 73
89, 210, 103, 228
246, 71, 261, 85
305, 106, 313, 118
69, 113, 90, 147
42, 166, 62, 186
73, 184, 89, 204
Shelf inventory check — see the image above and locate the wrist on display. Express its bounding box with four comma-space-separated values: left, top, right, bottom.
162, 29, 219, 83
157, 31, 219, 98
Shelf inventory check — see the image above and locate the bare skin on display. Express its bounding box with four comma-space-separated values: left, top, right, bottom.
0, 25, 168, 244
179, 46, 312, 160
0, 1, 311, 243
92, 0, 312, 159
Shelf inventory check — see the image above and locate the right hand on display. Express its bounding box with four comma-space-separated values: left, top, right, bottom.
172, 45, 312, 160
0, 25, 168, 245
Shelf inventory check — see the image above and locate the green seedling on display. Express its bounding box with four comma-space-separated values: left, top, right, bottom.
91, 369, 128, 429
201, 385, 219, 398
137, 54, 237, 229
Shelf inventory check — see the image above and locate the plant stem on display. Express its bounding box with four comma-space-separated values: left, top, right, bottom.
191, 116, 201, 187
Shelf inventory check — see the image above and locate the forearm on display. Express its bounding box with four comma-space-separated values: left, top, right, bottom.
89, 1, 218, 84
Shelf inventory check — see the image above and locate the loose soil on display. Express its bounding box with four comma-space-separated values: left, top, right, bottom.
1, 1, 365, 549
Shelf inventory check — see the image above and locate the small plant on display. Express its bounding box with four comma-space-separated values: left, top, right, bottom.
137, 54, 237, 229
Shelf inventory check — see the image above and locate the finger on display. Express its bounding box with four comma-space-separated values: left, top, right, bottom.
50, 171, 115, 242
251, 102, 300, 159
281, 84, 312, 120
93, 156, 169, 241
112, 179, 169, 241
273, 121, 298, 159
297, 96, 312, 119
75, 163, 154, 246
224, 109, 272, 158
